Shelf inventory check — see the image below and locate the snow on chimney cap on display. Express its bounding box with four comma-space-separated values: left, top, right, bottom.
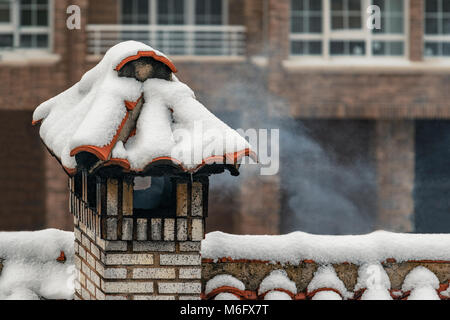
32, 41, 256, 176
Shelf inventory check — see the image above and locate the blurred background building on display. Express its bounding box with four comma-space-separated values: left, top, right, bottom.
1, 0, 450, 234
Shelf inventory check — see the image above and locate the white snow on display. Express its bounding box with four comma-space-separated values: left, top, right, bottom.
307, 265, 349, 299
201, 231, 450, 265
214, 292, 240, 300
311, 291, 342, 300
354, 263, 392, 300
0, 229, 75, 300
258, 269, 297, 295
402, 266, 440, 300
33, 41, 252, 172
264, 291, 292, 300
205, 274, 245, 295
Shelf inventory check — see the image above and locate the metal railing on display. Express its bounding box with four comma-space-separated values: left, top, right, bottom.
86, 24, 246, 56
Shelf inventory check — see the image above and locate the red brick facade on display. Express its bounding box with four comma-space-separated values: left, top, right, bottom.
1, 0, 449, 234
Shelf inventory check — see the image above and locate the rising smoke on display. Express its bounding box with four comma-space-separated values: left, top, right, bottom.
203, 64, 377, 235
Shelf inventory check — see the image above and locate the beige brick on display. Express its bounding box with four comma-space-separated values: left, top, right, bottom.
179, 241, 201, 252
106, 218, 117, 240
95, 261, 104, 275
104, 268, 128, 279
179, 268, 202, 279
74, 228, 81, 241
91, 271, 101, 287
158, 282, 201, 294
191, 182, 203, 217
160, 254, 201, 266
106, 178, 118, 216
103, 281, 154, 294
78, 245, 86, 260
136, 219, 147, 241
75, 255, 82, 269
96, 288, 105, 300
122, 218, 133, 241
81, 287, 91, 300
191, 219, 204, 241
177, 218, 187, 241
134, 295, 176, 300
164, 219, 175, 241
87, 252, 96, 268
133, 241, 175, 252
86, 279, 96, 295
105, 295, 128, 300
105, 254, 153, 266
132, 268, 176, 279
104, 241, 127, 251
179, 295, 202, 300
151, 219, 162, 240
91, 244, 100, 259
176, 183, 188, 216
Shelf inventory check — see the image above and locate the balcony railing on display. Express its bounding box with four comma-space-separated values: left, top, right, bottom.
86, 24, 246, 57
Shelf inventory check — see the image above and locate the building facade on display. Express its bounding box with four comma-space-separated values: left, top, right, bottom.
1, 0, 450, 234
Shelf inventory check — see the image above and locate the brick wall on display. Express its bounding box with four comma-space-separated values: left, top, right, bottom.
0, 111, 46, 231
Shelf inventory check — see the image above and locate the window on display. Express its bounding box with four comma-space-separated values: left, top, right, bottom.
122, 0, 149, 24
290, 0, 407, 58
133, 176, 175, 217
195, 0, 223, 25
120, 0, 226, 25
119, 0, 230, 55
0, 0, 51, 50
424, 0, 450, 56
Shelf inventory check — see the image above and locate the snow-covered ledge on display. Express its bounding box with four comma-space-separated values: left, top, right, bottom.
201, 231, 450, 300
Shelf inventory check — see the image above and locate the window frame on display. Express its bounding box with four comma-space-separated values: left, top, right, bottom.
423, 0, 450, 59
119, 0, 229, 26
289, 0, 409, 60
0, 0, 53, 52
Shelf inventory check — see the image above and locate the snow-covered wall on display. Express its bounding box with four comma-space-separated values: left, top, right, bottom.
0, 229, 74, 300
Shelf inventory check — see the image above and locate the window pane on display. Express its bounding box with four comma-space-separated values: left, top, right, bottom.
390, 41, 404, 55
309, 40, 322, 54
426, 0, 438, 12
292, 0, 304, 11
123, 0, 149, 24
291, 40, 322, 55
0, 34, 13, 47
37, 34, 48, 47
390, 17, 403, 33
331, 0, 344, 11
349, 41, 365, 55
348, 0, 361, 11
390, 0, 403, 13
291, 16, 304, 33
348, 15, 361, 29
444, 0, 450, 13
37, 9, 48, 26
332, 15, 344, 29
443, 18, 450, 34
0, 2, 10, 23
20, 34, 33, 47
195, 0, 222, 25
372, 40, 386, 55
21, 9, 32, 26
330, 41, 345, 55
309, 0, 321, 10
309, 16, 322, 32
425, 17, 438, 34
424, 42, 439, 56
443, 42, 450, 55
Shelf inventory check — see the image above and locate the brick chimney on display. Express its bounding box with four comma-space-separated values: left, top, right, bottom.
72, 171, 207, 300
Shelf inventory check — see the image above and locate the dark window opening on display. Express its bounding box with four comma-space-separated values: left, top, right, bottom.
86, 175, 97, 209
414, 120, 450, 233
74, 172, 82, 199
133, 176, 175, 217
